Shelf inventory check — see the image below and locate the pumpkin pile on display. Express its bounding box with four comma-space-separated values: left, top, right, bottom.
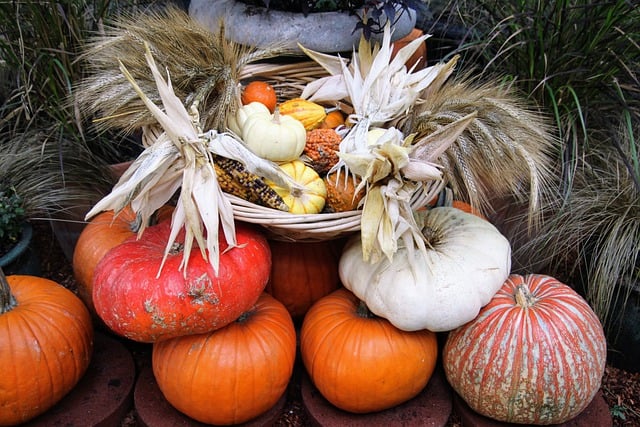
62, 8, 608, 425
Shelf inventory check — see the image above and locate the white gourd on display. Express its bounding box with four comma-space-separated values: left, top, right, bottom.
242, 109, 306, 162
339, 206, 512, 332
226, 101, 270, 137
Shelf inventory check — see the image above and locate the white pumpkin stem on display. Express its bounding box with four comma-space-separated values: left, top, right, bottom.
272, 107, 282, 124
514, 284, 537, 308
0, 268, 17, 313
356, 300, 377, 319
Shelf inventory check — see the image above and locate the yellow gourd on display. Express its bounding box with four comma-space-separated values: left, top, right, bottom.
267, 160, 327, 214
242, 109, 307, 162
279, 98, 328, 131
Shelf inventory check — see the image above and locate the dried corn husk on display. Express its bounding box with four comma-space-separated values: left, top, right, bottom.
297, 24, 470, 262
86, 43, 296, 276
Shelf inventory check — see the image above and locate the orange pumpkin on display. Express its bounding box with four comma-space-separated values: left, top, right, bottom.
0, 272, 93, 425
241, 81, 277, 113
451, 200, 487, 220
300, 288, 438, 413
266, 239, 344, 320
152, 293, 296, 425
443, 274, 607, 425
72, 204, 173, 317
318, 110, 345, 129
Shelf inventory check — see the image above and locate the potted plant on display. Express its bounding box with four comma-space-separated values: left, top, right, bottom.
0, 185, 39, 275
189, 0, 426, 53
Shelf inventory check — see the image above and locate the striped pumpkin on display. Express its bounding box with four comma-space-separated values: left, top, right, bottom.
443, 274, 606, 425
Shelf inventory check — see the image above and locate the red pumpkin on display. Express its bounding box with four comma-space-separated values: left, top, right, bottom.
0, 273, 93, 425
443, 274, 607, 425
93, 220, 271, 343
72, 205, 173, 317
300, 288, 438, 413
265, 239, 343, 319
152, 293, 296, 425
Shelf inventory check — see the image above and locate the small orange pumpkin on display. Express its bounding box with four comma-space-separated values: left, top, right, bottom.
266, 239, 344, 320
0, 272, 94, 425
300, 288, 438, 413
241, 81, 277, 113
152, 293, 297, 425
318, 110, 345, 129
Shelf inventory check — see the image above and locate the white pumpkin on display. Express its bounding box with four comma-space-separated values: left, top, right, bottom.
242, 109, 306, 162
339, 206, 512, 332
226, 101, 271, 136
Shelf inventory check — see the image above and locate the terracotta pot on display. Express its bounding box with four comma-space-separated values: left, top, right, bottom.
391, 28, 427, 70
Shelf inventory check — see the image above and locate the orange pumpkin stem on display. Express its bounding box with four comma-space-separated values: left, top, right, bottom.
0, 268, 17, 313
514, 284, 537, 308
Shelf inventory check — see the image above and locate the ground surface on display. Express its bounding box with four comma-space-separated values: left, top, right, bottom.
33, 221, 640, 427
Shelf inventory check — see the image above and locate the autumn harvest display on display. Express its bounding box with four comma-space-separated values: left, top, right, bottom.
5, 4, 605, 425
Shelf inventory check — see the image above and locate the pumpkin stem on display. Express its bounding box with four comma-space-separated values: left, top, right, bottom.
356, 300, 376, 319
514, 284, 537, 308
236, 308, 255, 324
272, 107, 282, 124
0, 267, 17, 313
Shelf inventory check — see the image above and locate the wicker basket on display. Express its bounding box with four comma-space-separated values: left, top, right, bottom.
215, 60, 444, 241
226, 180, 444, 242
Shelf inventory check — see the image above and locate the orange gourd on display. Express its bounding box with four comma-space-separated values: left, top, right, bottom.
0, 272, 93, 425
318, 110, 345, 129
300, 288, 438, 413
152, 293, 296, 425
323, 172, 365, 213
266, 239, 344, 320
443, 274, 607, 425
72, 204, 173, 317
241, 81, 277, 112
303, 128, 342, 175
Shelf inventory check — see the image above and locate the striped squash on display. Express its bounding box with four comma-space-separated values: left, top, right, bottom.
443, 274, 606, 425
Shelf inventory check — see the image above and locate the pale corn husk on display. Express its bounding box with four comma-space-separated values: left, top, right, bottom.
295, 24, 472, 261
86, 43, 297, 276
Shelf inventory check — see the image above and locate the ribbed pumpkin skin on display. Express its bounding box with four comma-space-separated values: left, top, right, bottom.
443, 274, 607, 425
300, 288, 438, 414
72, 205, 173, 317
152, 293, 296, 425
0, 275, 94, 426
93, 220, 271, 343
265, 239, 343, 319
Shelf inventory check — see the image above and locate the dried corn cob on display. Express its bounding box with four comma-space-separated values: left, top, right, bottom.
213, 155, 289, 212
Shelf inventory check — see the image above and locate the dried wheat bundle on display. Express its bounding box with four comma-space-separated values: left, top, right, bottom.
405, 74, 559, 227
75, 6, 291, 134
